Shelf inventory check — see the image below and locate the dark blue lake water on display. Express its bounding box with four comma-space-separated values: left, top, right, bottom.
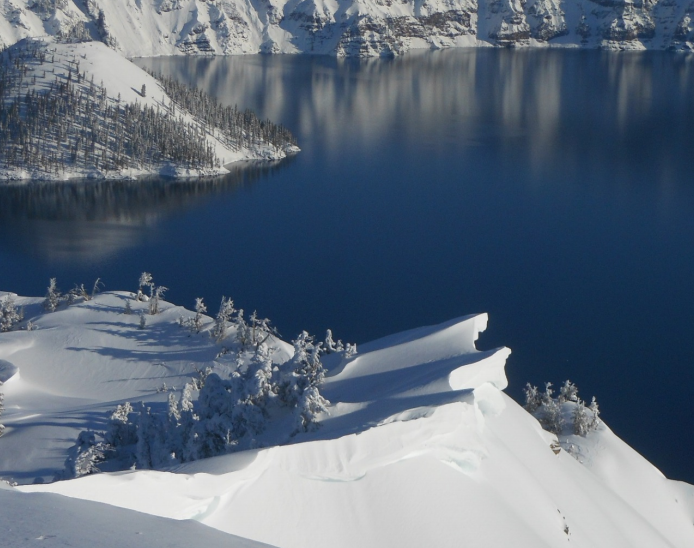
1, 49, 694, 482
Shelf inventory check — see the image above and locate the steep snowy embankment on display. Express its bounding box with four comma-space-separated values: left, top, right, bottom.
1, 0, 694, 57
1, 289, 692, 547
0, 482, 277, 548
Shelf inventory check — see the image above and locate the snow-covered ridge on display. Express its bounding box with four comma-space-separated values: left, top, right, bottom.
1, 0, 693, 57
1, 288, 693, 547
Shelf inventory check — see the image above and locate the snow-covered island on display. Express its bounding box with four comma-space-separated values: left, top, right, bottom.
0, 280, 693, 547
0, 37, 299, 181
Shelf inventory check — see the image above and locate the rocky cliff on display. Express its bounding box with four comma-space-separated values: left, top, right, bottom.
1, 0, 692, 57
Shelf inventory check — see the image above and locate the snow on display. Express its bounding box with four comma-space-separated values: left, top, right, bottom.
2, 0, 692, 57
0, 289, 692, 547
1, 482, 277, 548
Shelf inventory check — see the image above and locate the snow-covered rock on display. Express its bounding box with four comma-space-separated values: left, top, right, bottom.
0, 290, 692, 547
1, 0, 692, 57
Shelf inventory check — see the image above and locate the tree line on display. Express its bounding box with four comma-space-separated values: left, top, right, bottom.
146, 69, 298, 153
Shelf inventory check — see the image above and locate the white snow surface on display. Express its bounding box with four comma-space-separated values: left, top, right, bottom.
0, 482, 277, 547
0, 291, 692, 547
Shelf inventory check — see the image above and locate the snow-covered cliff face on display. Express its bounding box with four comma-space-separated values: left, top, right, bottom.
0, 0, 692, 57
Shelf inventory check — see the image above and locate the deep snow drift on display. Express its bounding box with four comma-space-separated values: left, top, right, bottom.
1, 288, 693, 547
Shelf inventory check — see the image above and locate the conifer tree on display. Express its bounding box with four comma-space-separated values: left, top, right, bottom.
559, 380, 579, 403
43, 278, 62, 312
0, 294, 23, 332
523, 383, 541, 413
589, 397, 601, 430
212, 297, 235, 342
573, 398, 591, 436
190, 297, 206, 333
137, 272, 153, 301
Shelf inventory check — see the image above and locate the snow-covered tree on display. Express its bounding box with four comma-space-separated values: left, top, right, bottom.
66, 431, 105, 478
344, 343, 357, 359
523, 383, 542, 413
43, 278, 62, 312
180, 381, 196, 413
212, 297, 235, 342
541, 382, 554, 405
189, 297, 207, 333
323, 329, 356, 358
249, 311, 277, 348
277, 332, 329, 430
573, 398, 591, 436
324, 329, 338, 353
558, 380, 579, 403
192, 373, 236, 459
294, 386, 329, 434
148, 285, 168, 315
105, 402, 137, 447
139, 312, 146, 329
68, 279, 103, 304
137, 272, 153, 301
0, 294, 23, 332
541, 396, 565, 436
124, 301, 133, 315
191, 365, 213, 391
246, 344, 275, 404
136, 403, 153, 469
589, 396, 601, 430
235, 309, 250, 348
91, 278, 104, 299
525, 380, 600, 437
168, 392, 181, 423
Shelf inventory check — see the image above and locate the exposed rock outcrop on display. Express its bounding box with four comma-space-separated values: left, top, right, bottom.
0, 0, 692, 57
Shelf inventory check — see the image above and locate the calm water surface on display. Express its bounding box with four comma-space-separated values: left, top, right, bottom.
1, 49, 694, 482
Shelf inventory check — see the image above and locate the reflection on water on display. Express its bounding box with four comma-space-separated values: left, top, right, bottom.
3, 49, 692, 265
137, 50, 694, 177
0, 159, 294, 263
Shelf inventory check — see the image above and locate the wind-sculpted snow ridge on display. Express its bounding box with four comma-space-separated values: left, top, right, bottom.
1, 0, 693, 57
1, 288, 693, 547
0, 38, 298, 181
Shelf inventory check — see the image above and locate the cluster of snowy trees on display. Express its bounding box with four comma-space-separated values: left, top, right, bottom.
0, 294, 23, 332
61, 273, 355, 476
69, 334, 338, 475
0, 41, 297, 175
134, 272, 168, 316
147, 70, 298, 153
523, 380, 600, 437
43, 277, 103, 312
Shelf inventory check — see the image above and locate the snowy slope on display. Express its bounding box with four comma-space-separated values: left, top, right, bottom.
1, 0, 693, 57
0, 482, 277, 548
1, 289, 693, 547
